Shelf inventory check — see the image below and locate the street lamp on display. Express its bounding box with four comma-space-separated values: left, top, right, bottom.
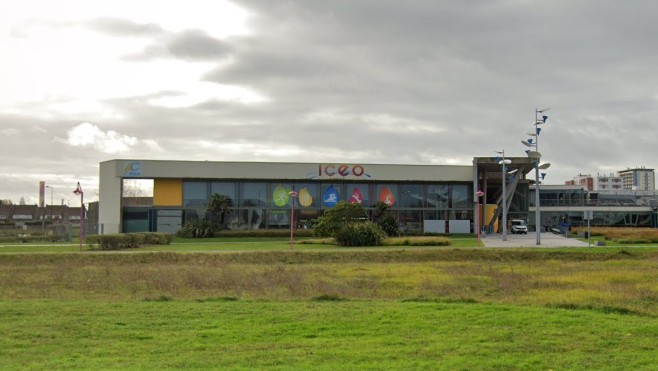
495, 150, 511, 241
521, 108, 550, 245
45, 185, 53, 222
73, 182, 84, 251
289, 187, 298, 249
475, 189, 484, 245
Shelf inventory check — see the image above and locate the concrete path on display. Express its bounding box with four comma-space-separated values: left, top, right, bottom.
480, 232, 592, 248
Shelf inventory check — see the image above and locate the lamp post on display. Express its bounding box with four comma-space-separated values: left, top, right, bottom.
73, 182, 84, 251
476, 190, 484, 245
289, 188, 298, 249
46, 185, 53, 222
496, 150, 511, 241
522, 108, 550, 245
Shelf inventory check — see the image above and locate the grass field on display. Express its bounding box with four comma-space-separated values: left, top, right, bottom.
1, 240, 658, 369
2, 300, 657, 370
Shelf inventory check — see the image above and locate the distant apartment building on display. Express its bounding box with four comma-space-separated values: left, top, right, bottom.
618, 167, 655, 191
594, 173, 622, 191
565, 174, 594, 191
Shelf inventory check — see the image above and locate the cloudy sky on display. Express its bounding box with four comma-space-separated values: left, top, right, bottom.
2, 0, 657, 205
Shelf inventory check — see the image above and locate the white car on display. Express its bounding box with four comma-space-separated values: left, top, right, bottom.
510, 219, 528, 234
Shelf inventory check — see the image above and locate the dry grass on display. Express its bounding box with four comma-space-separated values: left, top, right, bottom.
382, 236, 451, 246
297, 236, 451, 246
573, 226, 658, 243
1, 250, 658, 315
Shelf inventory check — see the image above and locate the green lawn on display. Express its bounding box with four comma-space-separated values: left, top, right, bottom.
1, 300, 656, 370
2, 242, 658, 369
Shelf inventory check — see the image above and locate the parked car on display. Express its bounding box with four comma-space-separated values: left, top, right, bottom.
510, 219, 528, 234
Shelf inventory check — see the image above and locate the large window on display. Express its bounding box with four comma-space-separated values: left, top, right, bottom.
400, 184, 423, 208
451, 185, 471, 209
427, 185, 449, 209
240, 182, 267, 207
211, 182, 236, 200
183, 181, 208, 207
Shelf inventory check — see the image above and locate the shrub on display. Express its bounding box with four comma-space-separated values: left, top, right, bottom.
177, 219, 216, 238
382, 236, 451, 246
314, 202, 368, 237
218, 229, 315, 238
334, 221, 386, 247
377, 213, 400, 237
85, 232, 172, 250
371, 202, 400, 237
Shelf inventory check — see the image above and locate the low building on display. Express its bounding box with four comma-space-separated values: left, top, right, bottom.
97, 159, 658, 235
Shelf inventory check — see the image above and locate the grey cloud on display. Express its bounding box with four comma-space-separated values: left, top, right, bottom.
5, 0, 658, 204
87, 17, 163, 37
121, 29, 233, 62
166, 30, 232, 60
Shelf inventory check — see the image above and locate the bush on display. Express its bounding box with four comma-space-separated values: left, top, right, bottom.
177, 219, 216, 238
382, 236, 451, 246
371, 202, 400, 237
334, 222, 386, 247
314, 202, 368, 237
377, 213, 400, 237
85, 232, 172, 250
218, 229, 315, 238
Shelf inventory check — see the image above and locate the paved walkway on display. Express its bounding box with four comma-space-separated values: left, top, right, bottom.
480, 232, 592, 248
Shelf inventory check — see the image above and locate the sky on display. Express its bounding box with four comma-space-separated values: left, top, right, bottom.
2, 0, 658, 206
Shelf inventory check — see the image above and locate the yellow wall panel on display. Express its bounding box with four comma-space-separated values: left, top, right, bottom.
485, 204, 498, 232
153, 179, 183, 206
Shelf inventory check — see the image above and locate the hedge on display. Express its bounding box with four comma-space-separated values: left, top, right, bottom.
85, 232, 172, 250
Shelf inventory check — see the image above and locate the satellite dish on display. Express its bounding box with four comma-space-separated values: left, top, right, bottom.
526, 151, 541, 159
538, 163, 551, 170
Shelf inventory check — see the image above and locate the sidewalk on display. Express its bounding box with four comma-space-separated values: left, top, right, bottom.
480, 232, 592, 248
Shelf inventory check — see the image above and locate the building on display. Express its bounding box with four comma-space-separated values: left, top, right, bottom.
99, 160, 481, 234
0, 204, 85, 225
565, 174, 594, 191
98, 159, 658, 235
618, 167, 655, 191
566, 173, 623, 191
594, 173, 622, 191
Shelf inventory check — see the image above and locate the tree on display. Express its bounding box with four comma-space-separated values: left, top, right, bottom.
19, 197, 26, 205
178, 194, 233, 239
371, 201, 400, 237
122, 179, 147, 197
313, 201, 368, 237
207, 193, 233, 230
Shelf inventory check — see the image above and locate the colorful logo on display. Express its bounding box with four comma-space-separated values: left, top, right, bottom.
298, 187, 313, 207
273, 185, 290, 207
123, 161, 142, 177
309, 164, 371, 179
379, 186, 395, 206
323, 185, 339, 207
349, 187, 364, 204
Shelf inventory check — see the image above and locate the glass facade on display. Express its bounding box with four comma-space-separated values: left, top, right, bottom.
168, 180, 473, 233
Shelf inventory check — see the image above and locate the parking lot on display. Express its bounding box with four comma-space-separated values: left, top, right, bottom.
480, 232, 592, 248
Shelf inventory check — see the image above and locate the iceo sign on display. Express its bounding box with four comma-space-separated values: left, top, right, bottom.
318, 164, 365, 177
